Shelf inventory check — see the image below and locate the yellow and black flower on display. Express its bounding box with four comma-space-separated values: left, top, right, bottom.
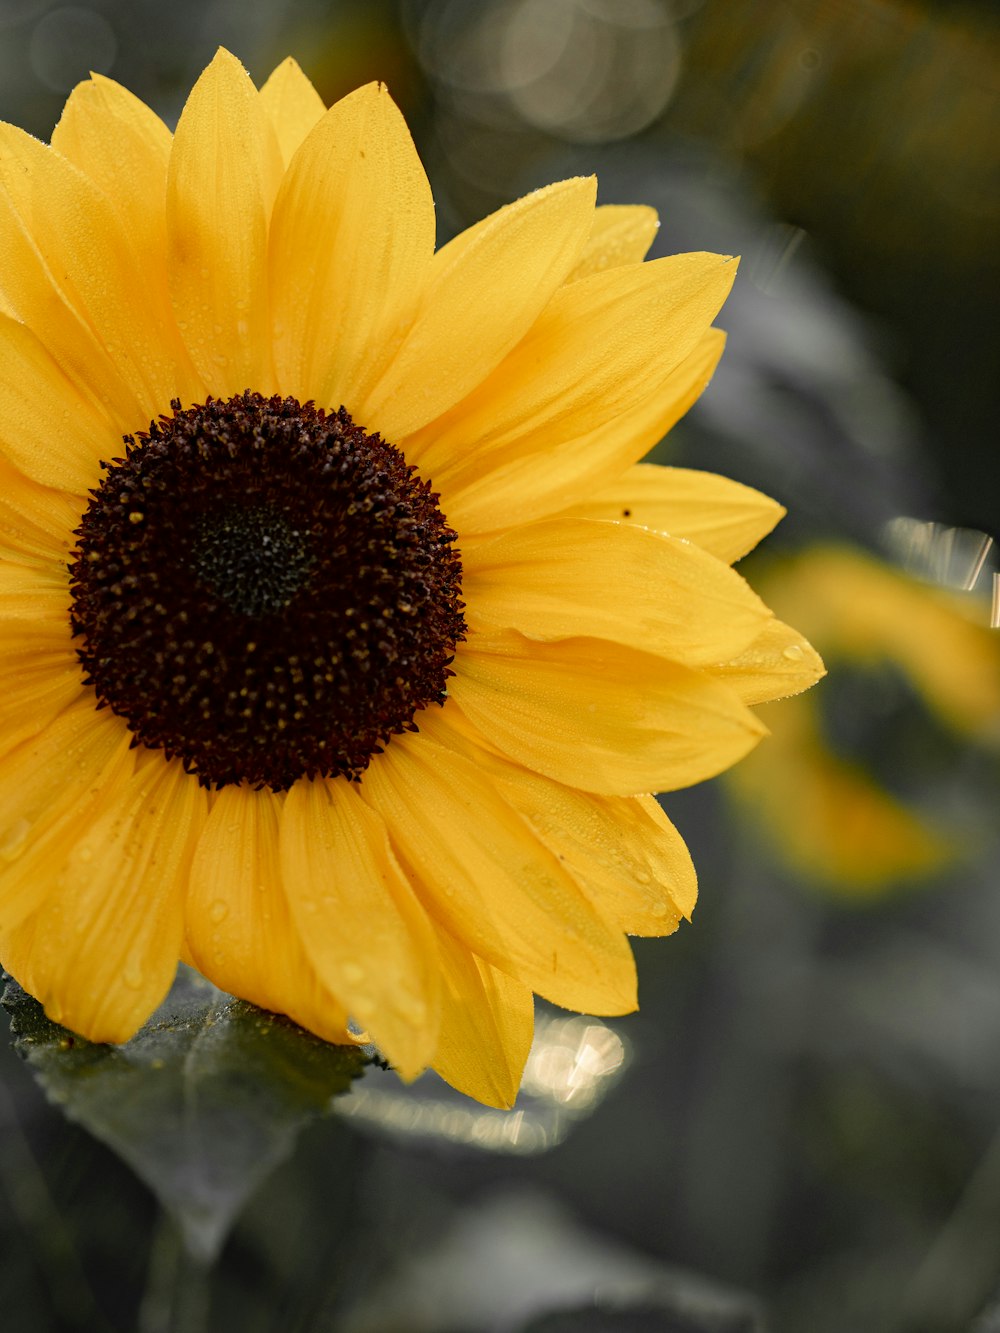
0, 52, 822, 1105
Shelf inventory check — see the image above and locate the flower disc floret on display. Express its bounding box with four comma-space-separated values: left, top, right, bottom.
68, 392, 466, 790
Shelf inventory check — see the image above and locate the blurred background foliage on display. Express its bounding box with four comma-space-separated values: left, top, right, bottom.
1, 1, 998, 1330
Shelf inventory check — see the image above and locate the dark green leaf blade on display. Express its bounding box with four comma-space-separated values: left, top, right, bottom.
2, 964, 369, 1262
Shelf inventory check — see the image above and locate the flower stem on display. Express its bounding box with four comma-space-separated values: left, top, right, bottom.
138, 1213, 210, 1333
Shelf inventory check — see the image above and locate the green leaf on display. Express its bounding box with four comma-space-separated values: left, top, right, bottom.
2, 964, 370, 1262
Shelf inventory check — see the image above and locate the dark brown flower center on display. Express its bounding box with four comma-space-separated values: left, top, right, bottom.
69, 392, 466, 791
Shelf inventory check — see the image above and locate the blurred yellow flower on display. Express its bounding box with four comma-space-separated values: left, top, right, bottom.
0, 52, 821, 1106
727, 546, 1000, 897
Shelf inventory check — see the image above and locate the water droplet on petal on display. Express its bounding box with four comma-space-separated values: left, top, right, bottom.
782, 643, 804, 662
208, 900, 229, 924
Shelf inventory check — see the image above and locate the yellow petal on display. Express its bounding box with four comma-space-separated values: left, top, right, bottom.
361, 178, 597, 440
0, 583, 82, 760
526, 789, 696, 935
0, 911, 40, 1003
51, 74, 172, 287
0, 562, 79, 755
567, 203, 659, 280
49, 74, 203, 417
431, 923, 534, 1110
422, 707, 696, 932
450, 633, 765, 795
561, 464, 786, 564
0, 315, 116, 494
0, 455, 80, 565
268, 82, 434, 410
259, 57, 326, 166
438, 328, 726, 536
464, 517, 771, 666
707, 616, 825, 704
279, 777, 439, 1079
362, 731, 638, 1015
167, 49, 283, 394
0, 700, 134, 932
0, 558, 68, 615
0, 121, 199, 418
3, 754, 206, 1042
0, 143, 150, 429
0, 649, 81, 759
186, 786, 351, 1044
405, 253, 737, 484
522, 790, 693, 934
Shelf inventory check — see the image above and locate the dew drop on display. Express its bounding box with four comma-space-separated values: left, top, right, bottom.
635, 869, 651, 885
208, 900, 229, 924
78, 845, 93, 864
651, 901, 670, 918
782, 643, 804, 662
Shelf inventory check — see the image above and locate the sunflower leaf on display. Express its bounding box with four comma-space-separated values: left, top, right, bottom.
1, 964, 370, 1262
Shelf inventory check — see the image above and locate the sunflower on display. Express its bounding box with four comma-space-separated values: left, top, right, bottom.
0, 51, 822, 1108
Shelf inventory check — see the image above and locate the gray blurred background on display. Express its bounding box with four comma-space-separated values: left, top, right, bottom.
1, 3, 999, 1331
